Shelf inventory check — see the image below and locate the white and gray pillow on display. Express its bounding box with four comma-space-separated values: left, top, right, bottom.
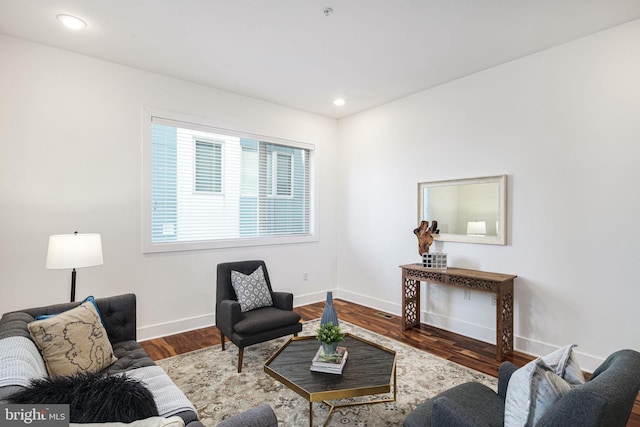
230, 266, 273, 312
504, 344, 584, 427
538, 344, 585, 385
504, 358, 574, 426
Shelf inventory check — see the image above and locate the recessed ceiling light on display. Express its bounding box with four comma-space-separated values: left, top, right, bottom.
57, 14, 87, 30
333, 98, 346, 106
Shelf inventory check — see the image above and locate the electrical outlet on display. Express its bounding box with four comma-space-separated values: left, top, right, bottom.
302, 272, 308, 281
492, 295, 497, 306
464, 290, 471, 300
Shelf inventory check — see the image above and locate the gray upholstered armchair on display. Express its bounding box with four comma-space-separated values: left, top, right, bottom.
216, 260, 302, 373
404, 349, 640, 427
216, 404, 277, 427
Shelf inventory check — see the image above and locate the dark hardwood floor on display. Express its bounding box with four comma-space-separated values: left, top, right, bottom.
141, 299, 640, 426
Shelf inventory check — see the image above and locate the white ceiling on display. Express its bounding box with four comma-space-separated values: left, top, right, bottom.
2, 1, 640, 118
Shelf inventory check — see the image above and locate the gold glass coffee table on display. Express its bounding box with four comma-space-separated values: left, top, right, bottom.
264, 334, 396, 426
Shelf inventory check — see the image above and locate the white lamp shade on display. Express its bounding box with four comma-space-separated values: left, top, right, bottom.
46, 233, 103, 269
466, 221, 487, 235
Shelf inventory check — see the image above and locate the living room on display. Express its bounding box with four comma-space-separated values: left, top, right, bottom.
1, 2, 640, 425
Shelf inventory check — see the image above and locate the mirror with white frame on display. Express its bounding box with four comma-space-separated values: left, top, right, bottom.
418, 175, 507, 245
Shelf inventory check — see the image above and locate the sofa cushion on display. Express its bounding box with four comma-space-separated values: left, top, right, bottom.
233, 306, 301, 335
504, 358, 574, 427
124, 366, 196, 418
231, 266, 273, 312
28, 301, 117, 376
6, 372, 159, 423
105, 340, 155, 374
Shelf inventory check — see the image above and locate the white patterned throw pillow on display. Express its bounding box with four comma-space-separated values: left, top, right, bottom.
231, 266, 273, 312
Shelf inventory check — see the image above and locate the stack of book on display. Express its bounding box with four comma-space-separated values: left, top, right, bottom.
310, 345, 348, 374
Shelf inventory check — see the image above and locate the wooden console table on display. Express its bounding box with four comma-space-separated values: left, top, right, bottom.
400, 264, 517, 361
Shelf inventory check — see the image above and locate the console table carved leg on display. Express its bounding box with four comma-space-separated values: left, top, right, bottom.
402, 273, 420, 329
496, 280, 514, 361
499, 281, 514, 360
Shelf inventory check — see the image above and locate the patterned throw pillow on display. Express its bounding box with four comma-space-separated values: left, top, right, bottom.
230, 266, 273, 312
28, 301, 117, 377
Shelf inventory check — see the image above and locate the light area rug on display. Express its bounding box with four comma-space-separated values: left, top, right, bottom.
156, 320, 497, 426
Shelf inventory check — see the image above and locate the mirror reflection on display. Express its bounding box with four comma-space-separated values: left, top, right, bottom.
418, 175, 507, 245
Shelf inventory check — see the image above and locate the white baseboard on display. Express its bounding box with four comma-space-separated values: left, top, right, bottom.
138, 313, 216, 342
337, 289, 495, 343
335, 289, 402, 316
514, 336, 602, 373
137, 289, 604, 372
137, 291, 328, 342
423, 311, 496, 344
336, 290, 604, 372
293, 290, 333, 307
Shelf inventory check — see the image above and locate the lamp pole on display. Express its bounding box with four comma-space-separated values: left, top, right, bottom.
70, 268, 77, 302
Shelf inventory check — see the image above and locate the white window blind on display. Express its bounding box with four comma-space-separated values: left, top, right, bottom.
194, 140, 222, 193
146, 114, 314, 251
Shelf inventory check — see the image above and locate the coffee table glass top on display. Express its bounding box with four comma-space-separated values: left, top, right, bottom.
264, 333, 396, 402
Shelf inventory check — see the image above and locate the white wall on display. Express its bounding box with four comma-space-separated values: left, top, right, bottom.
0, 35, 339, 339
337, 20, 640, 371
2, 20, 639, 372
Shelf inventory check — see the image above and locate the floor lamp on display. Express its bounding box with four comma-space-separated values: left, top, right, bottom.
46, 232, 104, 302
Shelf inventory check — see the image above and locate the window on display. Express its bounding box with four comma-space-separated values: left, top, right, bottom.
270, 152, 293, 197
143, 112, 315, 252
194, 140, 222, 193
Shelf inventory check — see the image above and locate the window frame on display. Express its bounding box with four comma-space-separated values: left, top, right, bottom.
142, 108, 318, 253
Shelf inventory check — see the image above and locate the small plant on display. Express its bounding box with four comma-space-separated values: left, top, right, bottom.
315, 322, 344, 345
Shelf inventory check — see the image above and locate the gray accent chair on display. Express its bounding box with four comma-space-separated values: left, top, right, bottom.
216, 404, 278, 427
216, 260, 302, 373
403, 349, 640, 427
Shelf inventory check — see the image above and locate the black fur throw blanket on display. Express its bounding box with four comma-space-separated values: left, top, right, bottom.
7, 372, 159, 423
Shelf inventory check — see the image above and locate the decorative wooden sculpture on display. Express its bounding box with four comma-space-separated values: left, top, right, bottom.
413, 220, 439, 255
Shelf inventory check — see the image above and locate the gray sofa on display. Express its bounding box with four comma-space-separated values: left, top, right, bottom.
0, 294, 203, 427
403, 349, 640, 427
0, 293, 281, 427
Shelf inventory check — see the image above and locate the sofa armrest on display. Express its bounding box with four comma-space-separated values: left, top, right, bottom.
432, 397, 490, 427
498, 361, 518, 399
215, 404, 277, 427
217, 300, 242, 338
271, 292, 293, 311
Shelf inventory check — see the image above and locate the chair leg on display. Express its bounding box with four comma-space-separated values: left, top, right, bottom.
220, 330, 226, 351
294, 332, 298, 337
237, 348, 244, 373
